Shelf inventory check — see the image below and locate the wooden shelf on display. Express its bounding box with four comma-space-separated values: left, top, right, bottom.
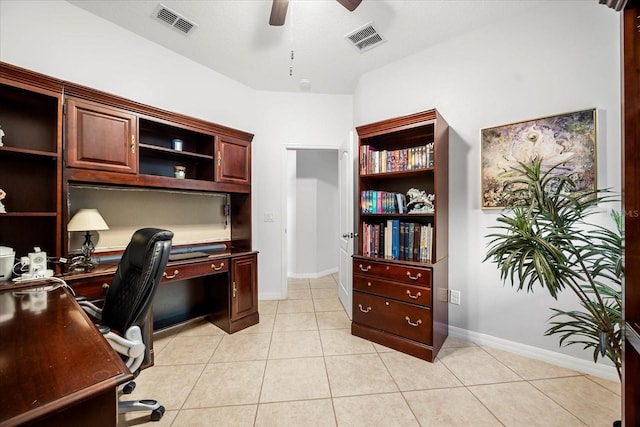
361, 168, 433, 179
0, 146, 58, 159
139, 143, 214, 160
0, 212, 57, 217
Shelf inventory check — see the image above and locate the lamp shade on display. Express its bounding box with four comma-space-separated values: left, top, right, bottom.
67, 209, 109, 232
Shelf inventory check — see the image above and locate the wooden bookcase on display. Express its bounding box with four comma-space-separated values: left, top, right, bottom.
0, 67, 63, 260
351, 109, 449, 362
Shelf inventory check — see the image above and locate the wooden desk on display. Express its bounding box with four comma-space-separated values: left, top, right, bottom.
0, 284, 133, 427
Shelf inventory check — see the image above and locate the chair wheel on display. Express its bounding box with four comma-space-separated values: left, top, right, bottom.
150, 406, 165, 421
122, 381, 136, 394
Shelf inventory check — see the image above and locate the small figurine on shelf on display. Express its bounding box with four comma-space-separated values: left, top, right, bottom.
406, 188, 434, 213
0, 189, 6, 213
426, 143, 434, 167
0, 126, 5, 147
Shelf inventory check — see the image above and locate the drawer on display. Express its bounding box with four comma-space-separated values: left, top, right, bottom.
353, 259, 431, 287
69, 276, 111, 300
162, 258, 229, 282
353, 291, 432, 345
353, 275, 431, 307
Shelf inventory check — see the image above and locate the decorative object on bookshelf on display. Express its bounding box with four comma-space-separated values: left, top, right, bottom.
174, 165, 186, 179
171, 138, 184, 151
426, 142, 434, 167
481, 108, 596, 209
406, 188, 434, 213
0, 189, 6, 213
0, 126, 4, 146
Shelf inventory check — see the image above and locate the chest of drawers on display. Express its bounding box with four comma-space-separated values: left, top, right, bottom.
352, 256, 448, 362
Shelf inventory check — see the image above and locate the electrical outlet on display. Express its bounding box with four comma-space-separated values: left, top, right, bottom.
450, 289, 461, 305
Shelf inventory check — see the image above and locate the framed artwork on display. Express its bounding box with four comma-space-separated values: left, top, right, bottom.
481, 108, 596, 209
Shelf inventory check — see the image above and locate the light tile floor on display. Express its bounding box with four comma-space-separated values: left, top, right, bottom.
119, 274, 621, 426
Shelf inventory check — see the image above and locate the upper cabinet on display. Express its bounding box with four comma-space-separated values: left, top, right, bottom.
66, 97, 138, 174
63, 83, 253, 193
216, 136, 251, 185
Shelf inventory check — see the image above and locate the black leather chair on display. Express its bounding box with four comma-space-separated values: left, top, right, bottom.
79, 228, 173, 422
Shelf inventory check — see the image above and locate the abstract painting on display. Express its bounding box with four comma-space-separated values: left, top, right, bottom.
481, 109, 596, 209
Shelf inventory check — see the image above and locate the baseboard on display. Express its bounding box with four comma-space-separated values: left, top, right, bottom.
448, 325, 619, 382
287, 267, 338, 280
258, 292, 284, 301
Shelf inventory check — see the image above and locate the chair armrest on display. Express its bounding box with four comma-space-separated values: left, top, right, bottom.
77, 299, 103, 321
103, 325, 146, 373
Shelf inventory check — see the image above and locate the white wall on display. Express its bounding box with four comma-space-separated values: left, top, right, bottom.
0, 0, 255, 133
354, 1, 621, 374
253, 92, 353, 299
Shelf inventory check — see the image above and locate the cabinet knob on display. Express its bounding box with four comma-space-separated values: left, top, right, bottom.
211, 262, 225, 271
163, 269, 179, 279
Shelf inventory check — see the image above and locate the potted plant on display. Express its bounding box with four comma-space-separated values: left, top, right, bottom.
484, 158, 622, 379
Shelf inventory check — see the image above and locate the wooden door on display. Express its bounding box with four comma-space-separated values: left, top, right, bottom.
216, 136, 250, 185
623, 1, 640, 424
66, 97, 137, 174
231, 254, 258, 321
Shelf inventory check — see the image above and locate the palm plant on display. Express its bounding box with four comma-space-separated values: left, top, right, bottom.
484, 158, 623, 379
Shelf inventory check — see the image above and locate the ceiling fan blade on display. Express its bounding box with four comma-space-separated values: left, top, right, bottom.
269, 0, 289, 26
336, 0, 362, 12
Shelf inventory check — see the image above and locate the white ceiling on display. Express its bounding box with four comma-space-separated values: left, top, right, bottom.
67, 0, 546, 94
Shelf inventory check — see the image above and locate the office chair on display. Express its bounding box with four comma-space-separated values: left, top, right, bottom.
78, 228, 173, 422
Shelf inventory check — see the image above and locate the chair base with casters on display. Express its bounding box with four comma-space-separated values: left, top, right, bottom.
77, 228, 173, 422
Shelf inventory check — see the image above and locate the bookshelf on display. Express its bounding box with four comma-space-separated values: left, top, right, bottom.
351, 109, 449, 362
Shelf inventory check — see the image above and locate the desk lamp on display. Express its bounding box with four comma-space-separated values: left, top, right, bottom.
67, 208, 109, 271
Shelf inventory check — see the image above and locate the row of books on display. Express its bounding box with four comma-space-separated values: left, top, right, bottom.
360, 190, 407, 214
360, 144, 433, 175
362, 220, 433, 263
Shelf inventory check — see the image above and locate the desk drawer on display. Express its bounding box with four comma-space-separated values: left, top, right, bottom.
69, 276, 111, 300
162, 259, 229, 282
353, 259, 431, 287
353, 291, 432, 345
353, 276, 431, 307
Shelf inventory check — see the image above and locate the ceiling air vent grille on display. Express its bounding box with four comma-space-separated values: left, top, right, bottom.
345, 23, 385, 53
153, 3, 198, 36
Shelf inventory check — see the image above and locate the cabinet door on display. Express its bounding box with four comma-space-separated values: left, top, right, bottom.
66, 98, 138, 174
216, 136, 250, 185
231, 254, 258, 321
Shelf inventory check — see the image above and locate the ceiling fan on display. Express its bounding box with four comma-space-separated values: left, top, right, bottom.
269, 0, 362, 26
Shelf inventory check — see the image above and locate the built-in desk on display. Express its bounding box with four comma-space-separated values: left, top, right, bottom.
62, 250, 259, 336
0, 283, 133, 427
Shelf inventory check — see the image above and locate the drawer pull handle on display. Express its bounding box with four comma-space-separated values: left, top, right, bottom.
406, 290, 421, 299
163, 270, 179, 279
358, 304, 372, 313
211, 262, 225, 271
359, 264, 371, 272
405, 316, 422, 327
102, 283, 110, 289
406, 272, 422, 280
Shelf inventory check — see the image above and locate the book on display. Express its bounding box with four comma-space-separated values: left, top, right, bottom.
391, 219, 400, 260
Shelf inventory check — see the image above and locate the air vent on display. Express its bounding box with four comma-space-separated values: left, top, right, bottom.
345, 23, 385, 53
153, 3, 198, 36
